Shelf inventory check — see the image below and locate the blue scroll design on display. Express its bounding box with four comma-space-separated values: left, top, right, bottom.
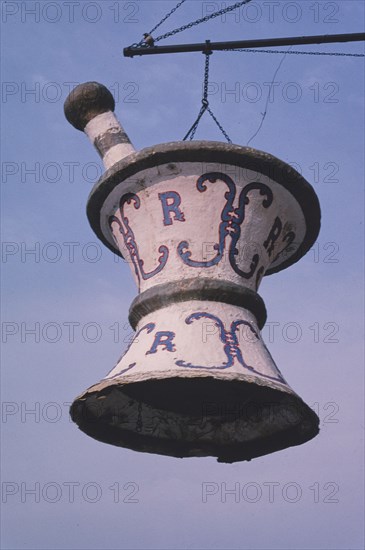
107, 322, 156, 379
273, 230, 296, 264
109, 193, 169, 287
176, 312, 286, 384
230, 182, 273, 278
177, 172, 236, 268
177, 173, 273, 279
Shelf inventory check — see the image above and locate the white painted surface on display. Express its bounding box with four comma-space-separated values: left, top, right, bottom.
105, 300, 290, 392
103, 162, 306, 293
73, 150, 317, 454
103, 143, 135, 169
81, 154, 311, 406
84, 111, 136, 168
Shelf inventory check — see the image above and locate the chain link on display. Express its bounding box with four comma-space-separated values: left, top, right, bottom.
207, 108, 232, 143
183, 51, 232, 143
225, 48, 365, 57
136, 401, 143, 433
135, 0, 187, 46
202, 49, 211, 102
154, 0, 253, 43
183, 104, 208, 141
149, 0, 187, 36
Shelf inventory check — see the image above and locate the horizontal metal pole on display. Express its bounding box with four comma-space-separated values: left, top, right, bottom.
124, 32, 365, 57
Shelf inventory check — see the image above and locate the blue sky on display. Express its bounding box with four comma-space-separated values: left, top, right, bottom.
1, 1, 364, 549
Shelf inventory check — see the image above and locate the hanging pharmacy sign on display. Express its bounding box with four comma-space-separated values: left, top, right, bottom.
64, 81, 321, 462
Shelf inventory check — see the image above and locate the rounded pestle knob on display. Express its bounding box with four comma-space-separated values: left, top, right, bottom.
64, 81, 115, 131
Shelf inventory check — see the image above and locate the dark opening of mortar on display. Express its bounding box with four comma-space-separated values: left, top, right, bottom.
70, 377, 319, 463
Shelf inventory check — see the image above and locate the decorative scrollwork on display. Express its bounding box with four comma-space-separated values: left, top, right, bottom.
109, 193, 169, 288
176, 312, 286, 384
230, 182, 273, 278
273, 230, 297, 263
177, 173, 273, 279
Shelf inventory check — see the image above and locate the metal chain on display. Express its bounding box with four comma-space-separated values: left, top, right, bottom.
183, 104, 207, 141
183, 52, 210, 140
225, 48, 365, 57
207, 108, 232, 143
202, 49, 211, 104
134, 0, 187, 46
183, 51, 232, 143
154, 0, 253, 43
149, 0, 187, 36
136, 402, 143, 433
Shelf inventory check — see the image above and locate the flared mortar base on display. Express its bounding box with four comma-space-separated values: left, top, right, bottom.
70, 376, 319, 463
